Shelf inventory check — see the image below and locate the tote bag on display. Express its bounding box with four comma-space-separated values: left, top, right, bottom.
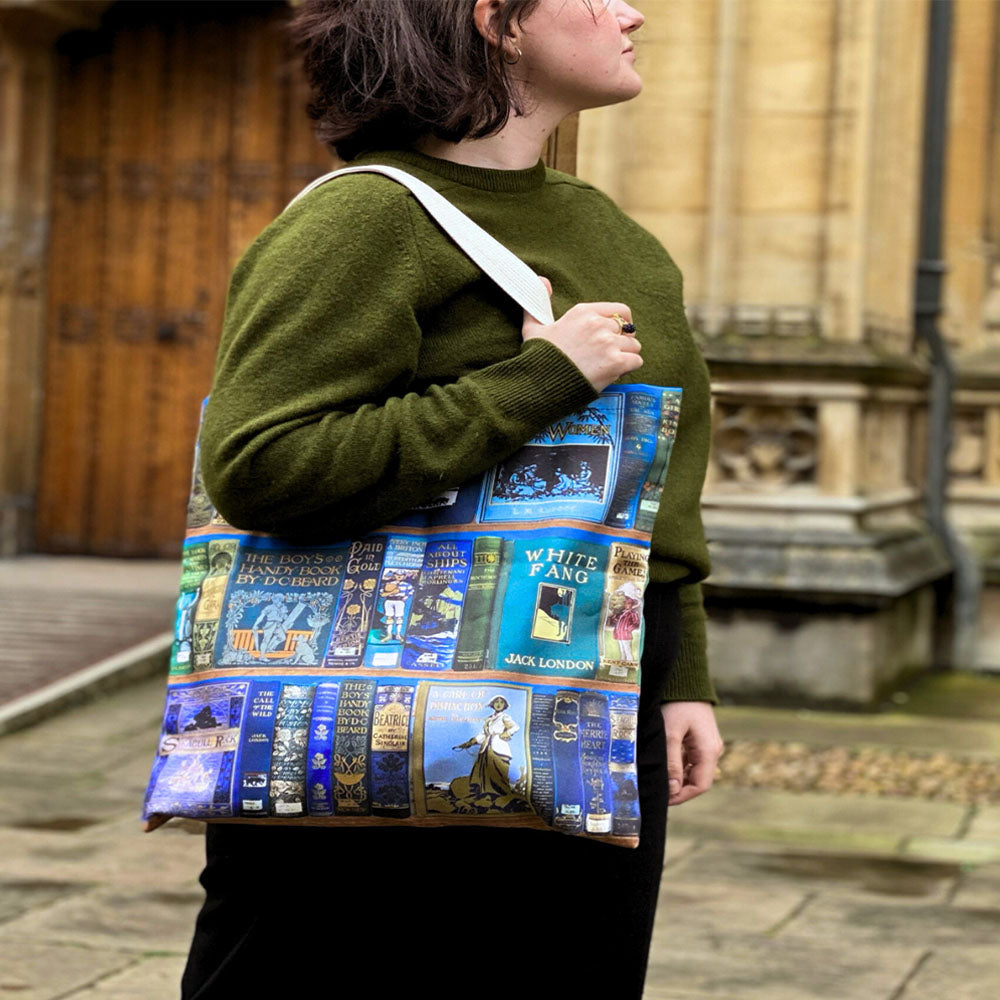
142, 165, 682, 848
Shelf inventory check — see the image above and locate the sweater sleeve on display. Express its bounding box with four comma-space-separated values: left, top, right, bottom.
199, 176, 598, 541
659, 582, 718, 704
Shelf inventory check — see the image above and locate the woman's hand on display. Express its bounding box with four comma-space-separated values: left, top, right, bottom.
661, 701, 725, 806
522, 276, 643, 392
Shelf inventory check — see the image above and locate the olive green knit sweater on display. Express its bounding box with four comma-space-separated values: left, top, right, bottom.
199, 147, 717, 704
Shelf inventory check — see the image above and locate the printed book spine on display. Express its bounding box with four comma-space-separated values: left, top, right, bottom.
191, 537, 240, 670
401, 537, 474, 671
452, 536, 506, 671
579, 692, 613, 835
267, 684, 316, 817
476, 394, 623, 526
236, 680, 283, 816
213, 541, 346, 668
595, 541, 650, 685
527, 690, 555, 825
305, 681, 340, 816
482, 539, 515, 671
609, 693, 640, 837
603, 388, 660, 530
331, 678, 377, 815
171, 540, 209, 675
389, 476, 483, 529
370, 683, 415, 817
634, 388, 682, 533
143, 681, 247, 820
363, 536, 427, 669
325, 536, 387, 668
551, 690, 585, 835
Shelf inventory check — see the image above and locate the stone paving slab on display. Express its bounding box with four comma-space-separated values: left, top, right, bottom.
644, 936, 923, 1000
0, 940, 138, 1000
664, 842, 962, 903
900, 835, 1000, 864
896, 946, 1000, 1000
63, 956, 188, 1000
967, 804, 1000, 839
654, 879, 808, 943
0, 878, 90, 923
1, 886, 202, 954
0, 556, 178, 708
0, 819, 204, 891
778, 893, 1000, 946
716, 703, 1000, 757
949, 861, 1000, 908
668, 786, 968, 848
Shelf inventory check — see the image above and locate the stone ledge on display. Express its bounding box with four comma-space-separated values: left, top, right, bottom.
704, 526, 951, 605
699, 335, 930, 387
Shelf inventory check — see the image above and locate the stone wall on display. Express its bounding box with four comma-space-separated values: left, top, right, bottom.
579, 0, 1000, 701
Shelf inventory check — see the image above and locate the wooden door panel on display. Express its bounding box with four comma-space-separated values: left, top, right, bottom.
37, 33, 106, 552
91, 17, 166, 554
38, 1, 334, 556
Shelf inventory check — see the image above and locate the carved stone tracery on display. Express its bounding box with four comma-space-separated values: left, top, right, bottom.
712, 402, 819, 488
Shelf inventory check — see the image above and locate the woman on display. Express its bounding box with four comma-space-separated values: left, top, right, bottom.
182, 1, 724, 996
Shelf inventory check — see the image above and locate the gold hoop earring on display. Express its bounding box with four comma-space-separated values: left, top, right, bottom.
503, 45, 522, 65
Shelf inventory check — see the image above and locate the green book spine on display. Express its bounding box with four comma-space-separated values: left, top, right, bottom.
453, 536, 505, 671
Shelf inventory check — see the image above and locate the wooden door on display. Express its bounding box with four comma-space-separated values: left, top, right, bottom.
37, 0, 334, 556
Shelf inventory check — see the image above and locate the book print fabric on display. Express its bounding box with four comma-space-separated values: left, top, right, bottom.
144, 384, 682, 847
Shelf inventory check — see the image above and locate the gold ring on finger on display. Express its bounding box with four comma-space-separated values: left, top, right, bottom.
612, 312, 637, 335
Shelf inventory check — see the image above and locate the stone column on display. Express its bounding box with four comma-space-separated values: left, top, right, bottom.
943, 0, 1000, 670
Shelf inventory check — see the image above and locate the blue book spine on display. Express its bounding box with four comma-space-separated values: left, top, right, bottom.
494, 535, 609, 681
370, 683, 415, 817
325, 536, 387, 668
603, 388, 661, 530
143, 680, 248, 820
363, 536, 427, 669
305, 682, 340, 816
332, 678, 377, 815
527, 691, 555, 825
579, 692, 613, 835
143, 695, 182, 818
401, 537, 475, 671
477, 394, 624, 526
609, 693, 640, 837
635, 388, 683, 533
213, 540, 346, 668
235, 680, 283, 817
389, 476, 484, 528
551, 690, 585, 835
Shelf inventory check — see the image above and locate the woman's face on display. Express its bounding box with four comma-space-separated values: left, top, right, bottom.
516, 0, 645, 114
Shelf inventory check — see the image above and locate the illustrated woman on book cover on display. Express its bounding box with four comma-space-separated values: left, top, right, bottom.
181, 2, 725, 998
452, 695, 521, 798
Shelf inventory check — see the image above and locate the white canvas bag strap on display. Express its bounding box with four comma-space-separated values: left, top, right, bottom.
284, 164, 555, 325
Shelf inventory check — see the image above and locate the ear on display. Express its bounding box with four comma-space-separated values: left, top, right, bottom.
473, 0, 514, 49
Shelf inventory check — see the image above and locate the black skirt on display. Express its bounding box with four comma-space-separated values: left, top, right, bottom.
181, 583, 682, 1000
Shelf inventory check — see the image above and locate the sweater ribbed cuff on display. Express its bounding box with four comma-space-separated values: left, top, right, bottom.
658, 583, 718, 704
470, 337, 599, 433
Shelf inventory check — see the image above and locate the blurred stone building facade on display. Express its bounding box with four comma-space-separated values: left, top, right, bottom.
2, 0, 998, 704
579, 0, 1000, 702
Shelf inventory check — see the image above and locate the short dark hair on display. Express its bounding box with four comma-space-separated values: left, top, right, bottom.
288, 0, 542, 160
